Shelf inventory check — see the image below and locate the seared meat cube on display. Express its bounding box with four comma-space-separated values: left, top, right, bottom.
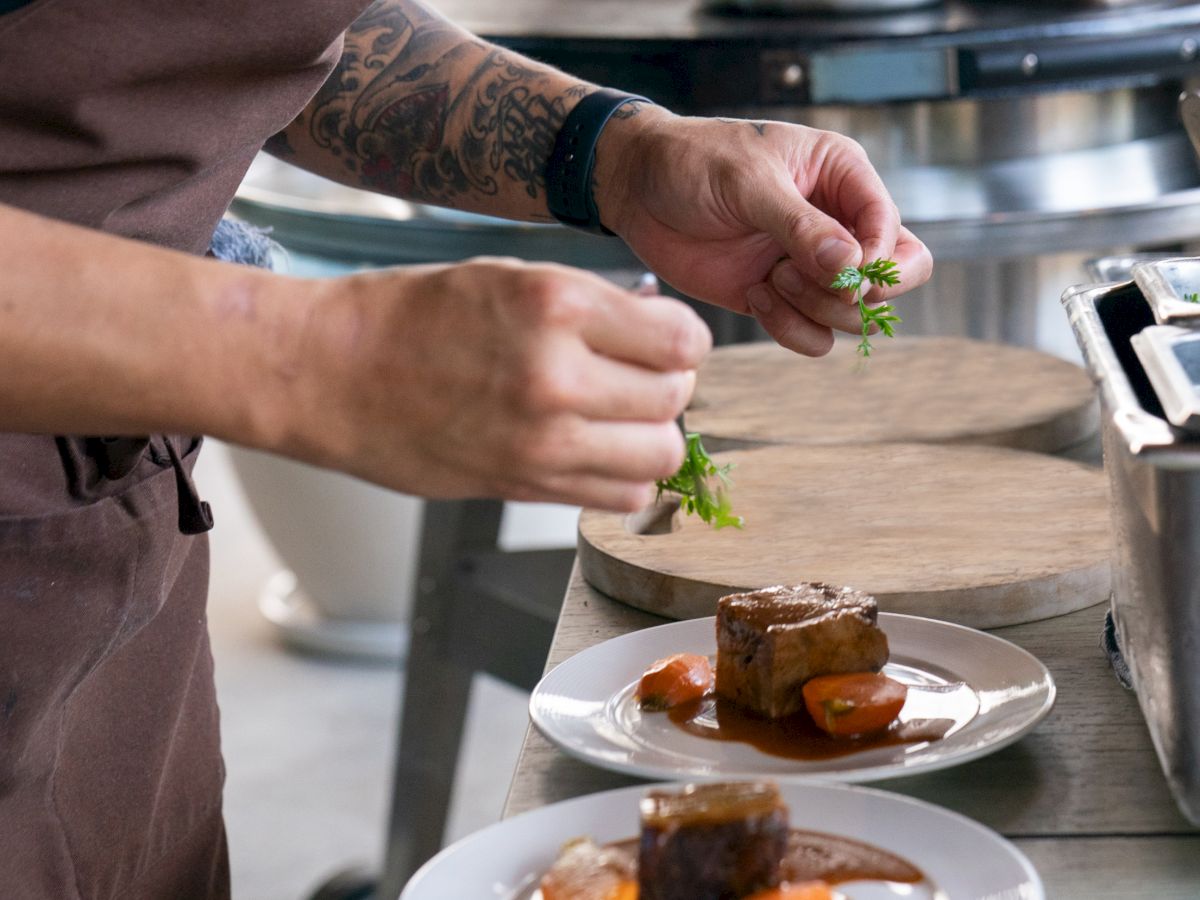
638, 781, 788, 900
716, 584, 889, 719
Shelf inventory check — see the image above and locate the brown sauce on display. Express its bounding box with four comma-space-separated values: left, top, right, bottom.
779, 829, 923, 886
666, 694, 955, 761
604, 830, 924, 887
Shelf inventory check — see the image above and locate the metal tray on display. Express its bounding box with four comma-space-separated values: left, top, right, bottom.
1063, 270, 1200, 825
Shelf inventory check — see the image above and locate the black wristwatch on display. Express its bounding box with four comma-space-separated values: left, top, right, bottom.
544, 89, 649, 235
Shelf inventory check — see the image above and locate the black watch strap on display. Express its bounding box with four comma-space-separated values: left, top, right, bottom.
545, 89, 649, 235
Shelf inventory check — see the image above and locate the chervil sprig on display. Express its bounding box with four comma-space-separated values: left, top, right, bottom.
831, 258, 902, 359
655, 432, 743, 529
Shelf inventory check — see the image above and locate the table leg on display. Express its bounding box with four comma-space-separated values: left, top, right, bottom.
375, 500, 503, 896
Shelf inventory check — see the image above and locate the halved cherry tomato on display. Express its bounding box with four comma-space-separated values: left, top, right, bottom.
802, 672, 908, 737
636, 652, 714, 710
746, 880, 834, 900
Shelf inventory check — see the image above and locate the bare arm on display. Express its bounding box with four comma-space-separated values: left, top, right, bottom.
269, 0, 649, 221
0, 200, 706, 509
0, 202, 301, 444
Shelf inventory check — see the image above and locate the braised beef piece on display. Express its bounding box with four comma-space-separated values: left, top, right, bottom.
716, 584, 889, 719
637, 781, 788, 900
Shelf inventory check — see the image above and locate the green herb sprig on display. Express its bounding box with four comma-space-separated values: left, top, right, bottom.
830, 258, 902, 358
655, 432, 743, 529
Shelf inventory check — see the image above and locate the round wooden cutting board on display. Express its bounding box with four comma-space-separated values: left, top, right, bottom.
578, 443, 1110, 628
683, 337, 1098, 454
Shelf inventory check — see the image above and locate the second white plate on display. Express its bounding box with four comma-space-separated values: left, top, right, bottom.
401, 780, 1044, 900
529, 613, 1055, 783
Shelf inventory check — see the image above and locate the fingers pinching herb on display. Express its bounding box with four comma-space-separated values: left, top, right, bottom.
830, 259, 902, 359
655, 432, 743, 529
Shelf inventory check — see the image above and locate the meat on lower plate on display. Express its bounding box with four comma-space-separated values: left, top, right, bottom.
638, 781, 788, 900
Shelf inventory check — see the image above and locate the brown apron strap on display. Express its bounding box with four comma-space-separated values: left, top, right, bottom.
163, 437, 214, 535
93, 436, 152, 480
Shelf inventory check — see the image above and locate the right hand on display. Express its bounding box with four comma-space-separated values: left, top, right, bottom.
597, 111, 933, 357
266, 257, 712, 511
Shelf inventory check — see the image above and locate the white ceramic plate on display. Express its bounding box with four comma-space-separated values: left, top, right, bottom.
400, 781, 1044, 900
529, 613, 1054, 783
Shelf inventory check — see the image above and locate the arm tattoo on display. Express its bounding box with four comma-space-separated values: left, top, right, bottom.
716, 118, 768, 137
299, 0, 621, 208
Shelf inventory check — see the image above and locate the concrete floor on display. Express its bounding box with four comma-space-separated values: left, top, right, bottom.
196, 442, 553, 900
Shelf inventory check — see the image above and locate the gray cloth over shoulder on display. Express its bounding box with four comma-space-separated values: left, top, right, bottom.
209, 217, 278, 269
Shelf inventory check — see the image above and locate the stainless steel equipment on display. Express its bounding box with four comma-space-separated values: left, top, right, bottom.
1063, 258, 1200, 825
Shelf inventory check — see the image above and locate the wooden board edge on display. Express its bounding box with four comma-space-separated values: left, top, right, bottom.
576, 532, 735, 620
871, 562, 1112, 630
577, 532, 1111, 630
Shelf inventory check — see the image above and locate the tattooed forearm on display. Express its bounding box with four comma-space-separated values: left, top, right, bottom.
276, 0, 629, 216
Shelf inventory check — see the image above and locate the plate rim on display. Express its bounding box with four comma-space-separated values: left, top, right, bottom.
528, 611, 1057, 784
400, 778, 1046, 900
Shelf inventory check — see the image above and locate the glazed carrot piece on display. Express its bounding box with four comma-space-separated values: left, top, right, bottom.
637, 652, 714, 710
802, 672, 908, 737
540, 871, 635, 900
746, 880, 834, 900
539, 838, 637, 900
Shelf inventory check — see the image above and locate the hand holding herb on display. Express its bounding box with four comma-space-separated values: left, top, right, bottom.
655, 432, 743, 529
830, 258, 902, 358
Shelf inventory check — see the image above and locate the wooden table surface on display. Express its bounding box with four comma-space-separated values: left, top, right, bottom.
503, 564, 1200, 899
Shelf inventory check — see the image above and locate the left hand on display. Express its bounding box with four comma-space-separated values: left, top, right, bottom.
595, 109, 933, 356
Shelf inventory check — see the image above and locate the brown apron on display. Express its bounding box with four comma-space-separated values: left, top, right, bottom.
0, 436, 227, 900
0, 1, 372, 897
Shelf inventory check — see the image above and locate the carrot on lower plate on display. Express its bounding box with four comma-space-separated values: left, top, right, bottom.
636, 652, 714, 710
802, 672, 908, 737
746, 880, 834, 900
539, 838, 637, 900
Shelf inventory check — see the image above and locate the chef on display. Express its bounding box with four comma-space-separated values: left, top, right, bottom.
0, 0, 930, 896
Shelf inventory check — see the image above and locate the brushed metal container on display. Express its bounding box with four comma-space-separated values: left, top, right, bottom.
1063, 260, 1200, 825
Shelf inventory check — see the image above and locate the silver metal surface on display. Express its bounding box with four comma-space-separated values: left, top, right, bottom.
1063, 277, 1200, 824
1131, 325, 1200, 432
1133, 256, 1200, 323
763, 85, 1179, 164
425, 1, 1200, 108
1180, 87, 1200, 156
1086, 252, 1174, 282
431, 0, 1200, 44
